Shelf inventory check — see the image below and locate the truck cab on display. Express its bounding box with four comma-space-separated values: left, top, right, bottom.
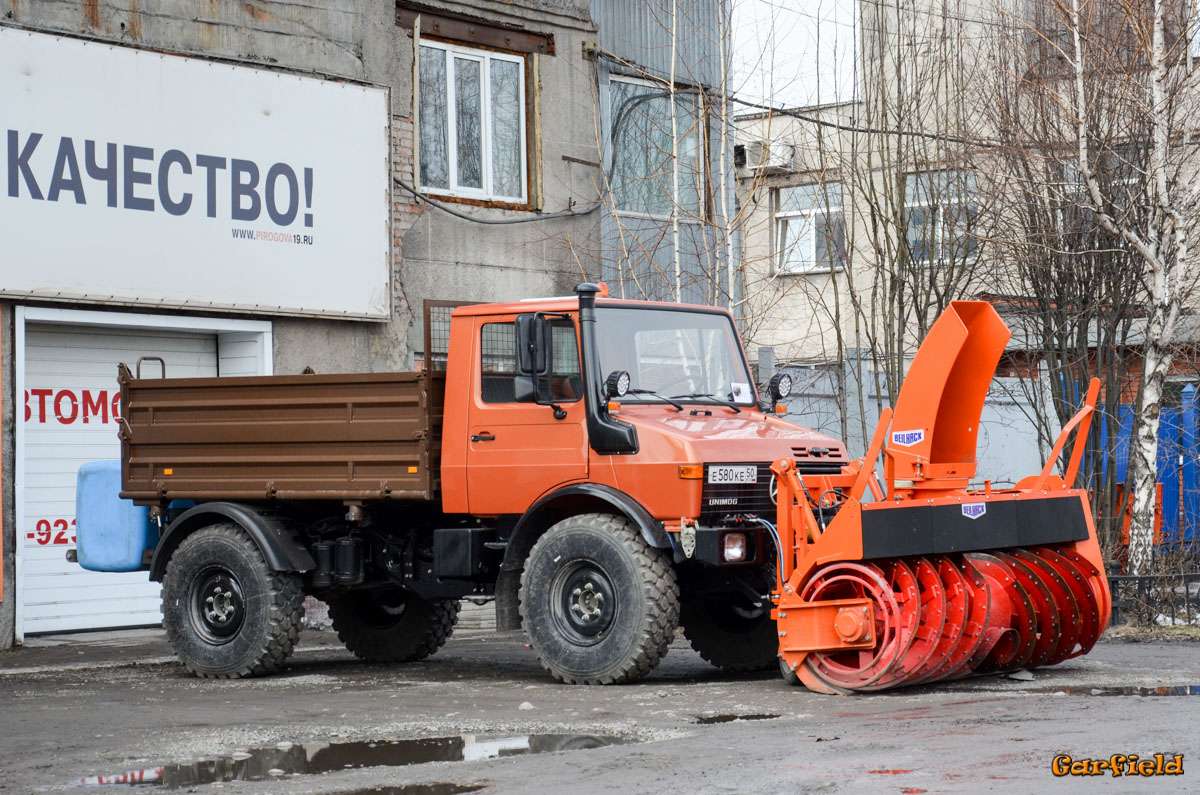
436, 284, 848, 681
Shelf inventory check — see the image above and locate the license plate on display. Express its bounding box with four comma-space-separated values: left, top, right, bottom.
707, 465, 757, 484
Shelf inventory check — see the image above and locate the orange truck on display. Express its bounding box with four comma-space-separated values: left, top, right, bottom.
77, 283, 846, 683
77, 286, 1111, 692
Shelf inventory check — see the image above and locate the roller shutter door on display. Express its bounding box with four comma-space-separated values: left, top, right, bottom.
20, 324, 218, 634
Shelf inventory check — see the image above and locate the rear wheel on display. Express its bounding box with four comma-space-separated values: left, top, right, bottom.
681, 588, 779, 672
328, 588, 460, 662
161, 523, 303, 678
519, 513, 679, 684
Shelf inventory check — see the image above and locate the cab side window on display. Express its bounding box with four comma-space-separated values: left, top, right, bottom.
479, 320, 582, 404
547, 322, 582, 401
480, 322, 518, 403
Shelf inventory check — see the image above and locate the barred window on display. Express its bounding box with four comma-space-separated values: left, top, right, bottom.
479, 320, 581, 404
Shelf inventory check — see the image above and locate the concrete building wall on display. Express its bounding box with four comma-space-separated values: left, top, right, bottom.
1, 306, 14, 647
0, 0, 737, 645
734, 107, 864, 364
2, 0, 599, 374
0, 0, 602, 645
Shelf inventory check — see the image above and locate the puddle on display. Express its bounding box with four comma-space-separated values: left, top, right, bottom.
336, 786, 484, 795
1057, 685, 1200, 697
78, 734, 628, 789
694, 713, 780, 725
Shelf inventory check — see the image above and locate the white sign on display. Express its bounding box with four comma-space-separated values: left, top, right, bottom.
891, 429, 926, 447
0, 29, 391, 319
962, 502, 987, 520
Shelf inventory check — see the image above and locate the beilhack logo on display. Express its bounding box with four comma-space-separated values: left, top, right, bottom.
891, 429, 925, 447
962, 502, 987, 519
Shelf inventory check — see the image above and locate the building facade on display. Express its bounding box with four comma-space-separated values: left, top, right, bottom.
0, 0, 733, 646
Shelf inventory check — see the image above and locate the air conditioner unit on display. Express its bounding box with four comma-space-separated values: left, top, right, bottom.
743, 139, 794, 173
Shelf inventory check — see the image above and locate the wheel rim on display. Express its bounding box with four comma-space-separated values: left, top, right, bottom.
690, 594, 769, 633
355, 589, 411, 630
189, 566, 246, 644
552, 562, 617, 645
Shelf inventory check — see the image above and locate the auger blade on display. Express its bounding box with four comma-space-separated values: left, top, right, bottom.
964, 553, 1032, 674
1030, 546, 1105, 659
1010, 548, 1080, 666
994, 551, 1061, 668
941, 557, 1002, 680
798, 562, 912, 693
860, 558, 946, 691
904, 555, 968, 687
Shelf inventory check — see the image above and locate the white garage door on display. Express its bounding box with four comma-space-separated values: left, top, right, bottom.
19, 324, 219, 635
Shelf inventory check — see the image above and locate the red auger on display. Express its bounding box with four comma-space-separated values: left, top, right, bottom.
772, 301, 1111, 694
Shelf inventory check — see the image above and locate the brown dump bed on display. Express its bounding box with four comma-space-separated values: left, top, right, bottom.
117, 364, 445, 504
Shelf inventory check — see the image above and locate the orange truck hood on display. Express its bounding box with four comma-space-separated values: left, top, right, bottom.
617, 405, 848, 464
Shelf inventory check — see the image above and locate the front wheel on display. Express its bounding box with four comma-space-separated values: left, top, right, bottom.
328, 588, 460, 663
681, 584, 779, 672
161, 524, 304, 678
518, 513, 679, 684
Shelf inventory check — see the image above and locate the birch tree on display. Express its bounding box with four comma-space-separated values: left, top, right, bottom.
1059, 0, 1199, 573
981, 2, 1148, 553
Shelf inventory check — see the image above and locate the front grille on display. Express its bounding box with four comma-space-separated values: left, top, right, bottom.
699, 461, 844, 524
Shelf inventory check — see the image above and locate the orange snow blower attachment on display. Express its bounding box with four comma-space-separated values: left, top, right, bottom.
771, 301, 1110, 694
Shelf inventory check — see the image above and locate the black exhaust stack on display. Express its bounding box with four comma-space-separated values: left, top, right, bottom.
576, 283, 638, 454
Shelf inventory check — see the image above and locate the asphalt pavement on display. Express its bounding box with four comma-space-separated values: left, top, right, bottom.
1, 613, 1198, 794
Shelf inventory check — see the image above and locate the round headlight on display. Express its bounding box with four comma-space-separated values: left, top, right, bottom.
768, 372, 793, 401
605, 370, 631, 398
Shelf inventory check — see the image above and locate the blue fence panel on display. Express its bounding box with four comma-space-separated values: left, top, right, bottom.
1184, 386, 1200, 543
1114, 405, 1134, 485
1111, 389, 1200, 545
1158, 407, 1182, 543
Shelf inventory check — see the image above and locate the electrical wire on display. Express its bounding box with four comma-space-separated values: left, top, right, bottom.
727, 92, 992, 146
393, 177, 601, 224
393, 85, 699, 225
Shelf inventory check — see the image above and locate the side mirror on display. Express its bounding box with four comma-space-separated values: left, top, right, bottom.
513, 376, 535, 403
515, 314, 548, 376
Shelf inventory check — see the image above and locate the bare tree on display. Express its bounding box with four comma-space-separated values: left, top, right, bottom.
735, 0, 990, 451
984, 0, 1200, 573
979, 2, 1151, 553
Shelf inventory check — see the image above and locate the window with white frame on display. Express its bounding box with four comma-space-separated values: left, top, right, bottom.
904, 171, 978, 264
609, 77, 704, 218
776, 182, 847, 274
418, 40, 526, 203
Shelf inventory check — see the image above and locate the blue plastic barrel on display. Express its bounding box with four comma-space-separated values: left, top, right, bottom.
75, 460, 156, 572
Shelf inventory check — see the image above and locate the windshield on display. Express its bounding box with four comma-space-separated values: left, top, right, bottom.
595, 307, 756, 405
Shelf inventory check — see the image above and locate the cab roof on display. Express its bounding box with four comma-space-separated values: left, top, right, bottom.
450, 296, 735, 318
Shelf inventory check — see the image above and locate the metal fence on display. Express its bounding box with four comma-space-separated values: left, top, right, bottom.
1107, 572, 1200, 626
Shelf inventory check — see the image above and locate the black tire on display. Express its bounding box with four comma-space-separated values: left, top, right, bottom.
779, 656, 801, 686
518, 513, 679, 685
681, 589, 779, 672
161, 523, 303, 678
328, 588, 460, 663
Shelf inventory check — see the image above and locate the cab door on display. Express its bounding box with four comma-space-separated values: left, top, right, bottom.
465, 314, 588, 514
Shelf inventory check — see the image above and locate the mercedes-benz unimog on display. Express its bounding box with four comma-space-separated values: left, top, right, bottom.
77, 283, 847, 683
